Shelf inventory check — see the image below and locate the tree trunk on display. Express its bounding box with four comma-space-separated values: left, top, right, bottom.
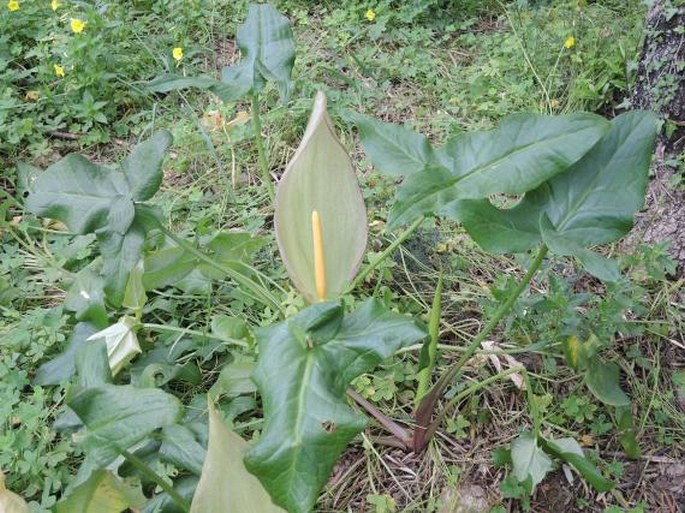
627, 0, 685, 276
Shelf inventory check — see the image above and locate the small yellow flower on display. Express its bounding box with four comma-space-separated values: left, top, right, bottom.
7, 0, 20, 11
71, 18, 86, 34
54, 64, 65, 77
51, 0, 59, 10
172, 47, 184, 62
365, 8, 375, 22
564, 36, 576, 49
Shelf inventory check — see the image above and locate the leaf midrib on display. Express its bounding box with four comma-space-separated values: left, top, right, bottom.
284, 352, 315, 496
449, 123, 600, 193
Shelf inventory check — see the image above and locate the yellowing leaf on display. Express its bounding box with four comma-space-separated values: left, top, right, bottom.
189, 401, 285, 513
54, 470, 145, 513
0, 472, 28, 513
274, 91, 367, 302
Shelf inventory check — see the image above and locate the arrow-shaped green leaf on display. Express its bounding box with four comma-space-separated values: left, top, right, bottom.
385, 113, 609, 228
228, 3, 296, 101
510, 431, 554, 492
543, 438, 614, 492
69, 384, 182, 486
25, 154, 134, 235
120, 130, 172, 201
244, 299, 425, 513
347, 113, 435, 176
454, 111, 658, 255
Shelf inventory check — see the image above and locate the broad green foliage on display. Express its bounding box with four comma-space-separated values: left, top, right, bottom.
510, 432, 553, 491
245, 300, 425, 513
24, 131, 172, 306
190, 402, 285, 513
68, 385, 182, 486
352, 112, 609, 229
148, 3, 295, 102
453, 111, 658, 278
509, 432, 613, 494
543, 439, 614, 492
275, 92, 367, 303
54, 470, 145, 513
584, 360, 630, 407
33, 323, 99, 386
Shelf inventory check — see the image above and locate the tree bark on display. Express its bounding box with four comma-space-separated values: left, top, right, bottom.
627, 0, 685, 276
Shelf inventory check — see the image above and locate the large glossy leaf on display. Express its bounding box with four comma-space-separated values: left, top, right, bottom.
24, 133, 173, 306
543, 438, 614, 492
69, 384, 182, 486
456, 111, 658, 254
97, 216, 146, 306
120, 131, 172, 201
348, 113, 435, 176
245, 299, 425, 513
540, 214, 620, 282
524, 111, 658, 246
510, 431, 553, 491
446, 198, 541, 253
159, 424, 206, 476
229, 3, 295, 100
143, 244, 196, 290
25, 154, 134, 235
275, 91, 367, 303
65, 268, 109, 327
189, 402, 285, 513
54, 469, 145, 513
148, 4, 294, 102
384, 113, 609, 228
34, 323, 99, 385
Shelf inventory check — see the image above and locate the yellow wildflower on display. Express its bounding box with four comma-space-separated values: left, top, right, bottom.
7, 0, 20, 11
172, 47, 184, 62
365, 8, 375, 22
71, 18, 86, 34
51, 0, 59, 10
564, 36, 576, 49
54, 64, 65, 77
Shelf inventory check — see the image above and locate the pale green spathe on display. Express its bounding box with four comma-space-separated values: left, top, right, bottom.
274, 91, 367, 303
189, 402, 285, 513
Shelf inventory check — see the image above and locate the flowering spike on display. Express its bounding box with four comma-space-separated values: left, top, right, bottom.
311, 210, 326, 301
274, 91, 367, 303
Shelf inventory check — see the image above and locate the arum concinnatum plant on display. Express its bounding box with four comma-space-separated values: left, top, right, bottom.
350, 109, 659, 459
242, 91, 425, 513
148, 2, 296, 200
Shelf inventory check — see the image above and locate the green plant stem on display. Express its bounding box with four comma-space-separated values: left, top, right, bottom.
347, 216, 424, 293
156, 223, 284, 316
121, 449, 190, 512
413, 244, 548, 451
415, 273, 442, 408
522, 370, 541, 437
421, 367, 524, 445
251, 92, 274, 201
143, 323, 249, 348
432, 245, 547, 398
